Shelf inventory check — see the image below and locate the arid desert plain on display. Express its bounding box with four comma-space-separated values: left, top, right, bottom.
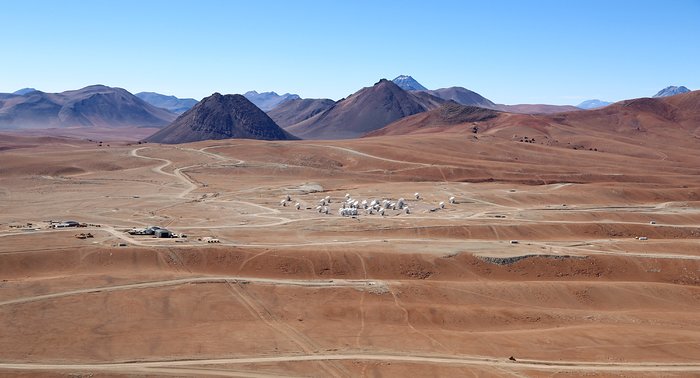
1, 127, 699, 377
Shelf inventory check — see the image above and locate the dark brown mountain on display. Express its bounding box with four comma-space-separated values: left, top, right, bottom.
267, 98, 335, 128
284, 79, 446, 140
145, 93, 298, 144
0, 85, 176, 129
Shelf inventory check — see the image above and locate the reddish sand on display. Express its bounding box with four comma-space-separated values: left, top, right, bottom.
0, 131, 699, 376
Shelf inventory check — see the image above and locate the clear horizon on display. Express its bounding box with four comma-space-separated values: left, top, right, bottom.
1, 0, 698, 105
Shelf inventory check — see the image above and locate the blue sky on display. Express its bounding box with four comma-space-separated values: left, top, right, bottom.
1, 0, 698, 104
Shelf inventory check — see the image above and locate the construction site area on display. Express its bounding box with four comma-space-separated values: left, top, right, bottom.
1, 132, 700, 377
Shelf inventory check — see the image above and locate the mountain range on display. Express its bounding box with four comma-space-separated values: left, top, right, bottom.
0, 85, 176, 129
135, 92, 198, 114
368, 90, 700, 140
145, 93, 296, 144
283, 79, 445, 139
576, 86, 691, 110
183, 76, 584, 141
1, 79, 695, 144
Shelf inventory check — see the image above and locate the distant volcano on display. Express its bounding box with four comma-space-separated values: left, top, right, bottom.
392, 75, 428, 91
653, 86, 690, 98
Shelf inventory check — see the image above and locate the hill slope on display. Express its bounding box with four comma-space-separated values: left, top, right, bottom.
366, 103, 501, 137
284, 79, 445, 139
0, 85, 176, 129
368, 90, 700, 143
266, 98, 335, 128
145, 93, 297, 144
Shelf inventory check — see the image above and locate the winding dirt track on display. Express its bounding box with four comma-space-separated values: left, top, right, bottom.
302, 144, 431, 167
95, 226, 700, 260
0, 277, 385, 307
129, 147, 198, 198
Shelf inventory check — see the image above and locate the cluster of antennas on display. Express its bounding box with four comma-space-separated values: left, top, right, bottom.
281, 192, 458, 217
338, 193, 412, 217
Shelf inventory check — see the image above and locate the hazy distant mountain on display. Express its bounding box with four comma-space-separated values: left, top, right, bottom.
653, 86, 690, 98
145, 93, 297, 144
494, 103, 580, 114
267, 98, 335, 128
243, 91, 300, 111
284, 79, 445, 139
13, 88, 38, 95
423, 87, 497, 109
577, 99, 612, 109
136, 92, 197, 114
392, 75, 428, 91
0, 85, 176, 129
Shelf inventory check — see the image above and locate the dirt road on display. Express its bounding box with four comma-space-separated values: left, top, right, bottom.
2, 352, 699, 374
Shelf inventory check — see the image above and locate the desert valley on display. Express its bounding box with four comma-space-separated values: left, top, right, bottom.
1, 73, 699, 376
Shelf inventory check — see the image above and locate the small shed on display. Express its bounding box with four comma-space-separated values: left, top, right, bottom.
54, 220, 79, 228
154, 229, 172, 238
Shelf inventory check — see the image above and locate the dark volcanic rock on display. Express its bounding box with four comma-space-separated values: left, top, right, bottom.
145, 93, 298, 144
